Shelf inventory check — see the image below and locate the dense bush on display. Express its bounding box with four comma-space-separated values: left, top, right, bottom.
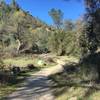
48, 29, 81, 56
33, 28, 50, 52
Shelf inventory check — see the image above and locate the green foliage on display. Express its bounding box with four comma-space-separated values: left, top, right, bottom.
81, 0, 100, 55
63, 19, 74, 31
10, 0, 19, 11
48, 30, 65, 55
1, 0, 98, 58
34, 28, 50, 49
48, 29, 81, 56
49, 8, 63, 29
0, 1, 49, 54
48, 8, 81, 56
0, 1, 82, 57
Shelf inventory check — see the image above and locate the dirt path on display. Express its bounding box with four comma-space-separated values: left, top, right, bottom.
7, 76, 56, 100
6, 60, 67, 100
6, 57, 78, 100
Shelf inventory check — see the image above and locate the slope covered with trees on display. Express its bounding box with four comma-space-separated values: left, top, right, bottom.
0, 0, 82, 57
0, 0, 50, 55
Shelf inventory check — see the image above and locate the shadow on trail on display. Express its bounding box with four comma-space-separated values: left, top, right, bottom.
6, 75, 56, 100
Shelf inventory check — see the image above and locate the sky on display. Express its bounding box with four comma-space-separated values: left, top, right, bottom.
5, 0, 85, 25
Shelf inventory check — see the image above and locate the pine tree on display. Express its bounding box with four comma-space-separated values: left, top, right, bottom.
11, 0, 19, 11
49, 8, 63, 29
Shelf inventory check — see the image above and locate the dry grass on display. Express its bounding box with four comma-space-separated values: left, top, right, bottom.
3, 55, 100, 100
3, 57, 37, 67
89, 91, 100, 100
55, 87, 87, 100
3, 55, 57, 68
49, 63, 100, 100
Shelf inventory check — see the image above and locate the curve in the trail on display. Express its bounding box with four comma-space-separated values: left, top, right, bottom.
6, 62, 65, 100
6, 58, 78, 100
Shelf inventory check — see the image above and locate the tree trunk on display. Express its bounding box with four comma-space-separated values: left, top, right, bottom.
16, 39, 21, 53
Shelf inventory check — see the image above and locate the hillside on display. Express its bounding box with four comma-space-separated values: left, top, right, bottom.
0, 1, 52, 55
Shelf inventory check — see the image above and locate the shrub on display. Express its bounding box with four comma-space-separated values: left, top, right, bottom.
0, 58, 5, 71
48, 30, 66, 55
79, 63, 98, 81
79, 52, 100, 81
48, 30, 81, 56
12, 66, 21, 75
